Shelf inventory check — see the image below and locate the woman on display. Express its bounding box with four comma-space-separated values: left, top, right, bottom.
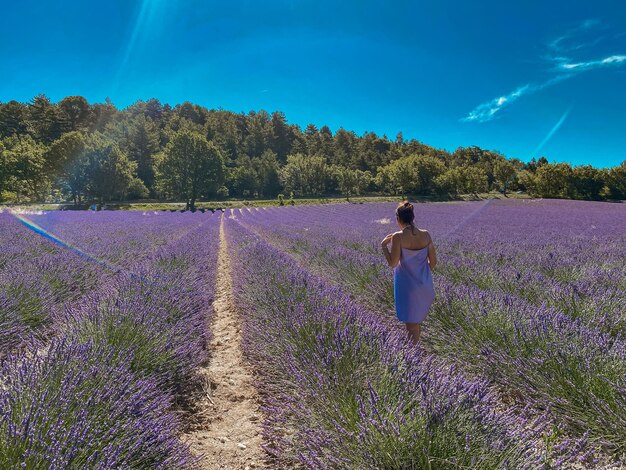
381, 201, 436, 344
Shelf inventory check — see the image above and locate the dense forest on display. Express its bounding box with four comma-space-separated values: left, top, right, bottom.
0, 95, 624, 208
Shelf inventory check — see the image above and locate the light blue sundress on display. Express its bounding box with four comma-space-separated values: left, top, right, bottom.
393, 245, 435, 323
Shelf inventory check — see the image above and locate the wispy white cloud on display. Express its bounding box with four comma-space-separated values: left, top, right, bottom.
548, 19, 603, 52
462, 75, 569, 123
462, 19, 625, 123
557, 54, 626, 71
461, 86, 529, 123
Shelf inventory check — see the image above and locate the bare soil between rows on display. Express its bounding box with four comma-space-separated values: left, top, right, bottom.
183, 216, 264, 469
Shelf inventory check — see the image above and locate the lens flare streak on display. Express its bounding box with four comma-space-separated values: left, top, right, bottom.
12, 212, 142, 280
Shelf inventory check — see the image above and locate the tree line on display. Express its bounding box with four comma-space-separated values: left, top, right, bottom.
0, 95, 624, 208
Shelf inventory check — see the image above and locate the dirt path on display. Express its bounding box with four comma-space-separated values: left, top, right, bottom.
185, 215, 264, 469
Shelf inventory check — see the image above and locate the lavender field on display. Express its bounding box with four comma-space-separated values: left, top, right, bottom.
1, 210, 219, 468
1, 199, 625, 469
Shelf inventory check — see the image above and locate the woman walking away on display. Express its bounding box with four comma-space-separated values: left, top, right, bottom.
381, 201, 436, 344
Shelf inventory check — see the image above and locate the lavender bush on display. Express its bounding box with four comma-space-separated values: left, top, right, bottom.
0, 210, 221, 467
0, 339, 190, 469
60, 218, 219, 393
231, 199, 625, 464
0, 212, 106, 355
225, 214, 584, 469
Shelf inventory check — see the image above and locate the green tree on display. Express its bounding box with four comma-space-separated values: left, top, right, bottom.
50, 132, 108, 204
253, 150, 281, 197
493, 159, 518, 196
128, 115, 160, 194
84, 143, 136, 202
571, 165, 605, 200
176, 101, 207, 125
269, 112, 293, 162
434, 167, 464, 196
375, 155, 445, 195
144, 98, 165, 123
318, 125, 335, 160
229, 159, 258, 197
357, 132, 390, 170
413, 155, 447, 194
0, 101, 29, 138
280, 153, 333, 196
58, 96, 91, 132
89, 100, 118, 133
4, 93, 622, 204
245, 110, 271, 158
45, 131, 87, 177
0, 140, 7, 195
524, 156, 549, 173
334, 128, 358, 167
28, 95, 64, 143
304, 124, 321, 156
63, 147, 91, 204
334, 166, 372, 197
205, 110, 244, 162
534, 163, 575, 198
156, 130, 225, 210
605, 161, 626, 200
516, 170, 537, 195
126, 177, 149, 199
433, 166, 487, 196
375, 157, 418, 194
461, 165, 489, 194
0, 135, 48, 201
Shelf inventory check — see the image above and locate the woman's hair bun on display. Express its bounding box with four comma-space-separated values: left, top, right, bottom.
396, 200, 415, 224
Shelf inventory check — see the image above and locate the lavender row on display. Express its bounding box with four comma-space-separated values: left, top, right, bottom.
235, 201, 625, 338
235, 200, 626, 333
25, 210, 210, 271
0, 212, 107, 355
0, 210, 210, 356
1, 211, 221, 467
232, 201, 626, 462
0, 340, 190, 469
224, 213, 587, 469
55, 216, 220, 392
256, 198, 626, 289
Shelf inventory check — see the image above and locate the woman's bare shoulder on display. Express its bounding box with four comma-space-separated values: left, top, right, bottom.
417, 228, 432, 241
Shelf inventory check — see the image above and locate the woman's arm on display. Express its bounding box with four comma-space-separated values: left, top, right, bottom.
381, 232, 402, 267
427, 240, 437, 270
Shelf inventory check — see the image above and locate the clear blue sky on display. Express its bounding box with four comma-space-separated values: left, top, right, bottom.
1, 0, 625, 167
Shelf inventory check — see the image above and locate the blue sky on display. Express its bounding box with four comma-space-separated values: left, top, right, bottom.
1, 0, 625, 167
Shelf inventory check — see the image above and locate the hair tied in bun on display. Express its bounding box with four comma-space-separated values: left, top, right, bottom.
396, 200, 415, 224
